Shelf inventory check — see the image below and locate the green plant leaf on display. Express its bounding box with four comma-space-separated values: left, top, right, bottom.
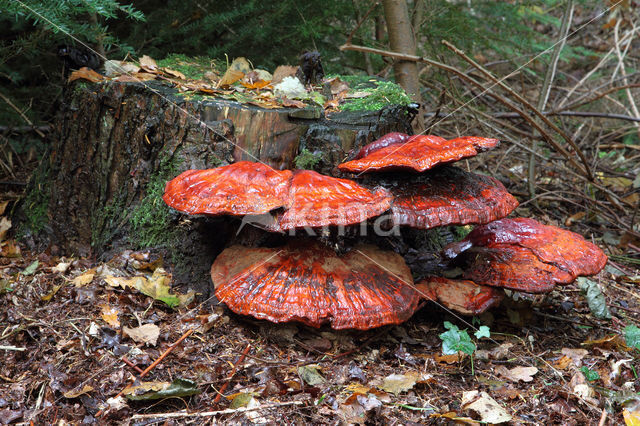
580, 366, 600, 382
22, 261, 39, 276
624, 325, 640, 350
474, 325, 491, 339
439, 321, 476, 355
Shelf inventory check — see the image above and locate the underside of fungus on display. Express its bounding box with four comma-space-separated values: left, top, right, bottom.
211, 240, 420, 329
415, 277, 504, 315
443, 218, 608, 293
379, 166, 519, 229
338, 134, 499, 173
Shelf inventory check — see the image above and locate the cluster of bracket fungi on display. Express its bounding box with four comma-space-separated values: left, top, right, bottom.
163, 132, 607, 330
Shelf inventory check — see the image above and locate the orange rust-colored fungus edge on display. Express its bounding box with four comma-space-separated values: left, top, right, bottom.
211, 241, 420, 330
414, 276, 504, 315
338, 134, 499, 173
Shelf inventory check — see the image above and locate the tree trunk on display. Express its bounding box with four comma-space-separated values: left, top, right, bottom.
382, 0, 425, 132
16, 80, 413, 295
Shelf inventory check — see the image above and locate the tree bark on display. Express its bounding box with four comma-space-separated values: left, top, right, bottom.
16, 80, 413, 295
382, 0, 424, 131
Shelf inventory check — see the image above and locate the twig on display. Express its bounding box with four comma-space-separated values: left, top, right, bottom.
556, 83, 640, 113
340, 42, 588, 176
121, 356, 144, 375
613, 19, 640, 136
598, 407, 607, 426
139, 328, 194, 377
496, 110, 640, 122
213, 343, 251, 404
529, 0, 574, 200
130, 401, 305, 420
96, 328, 195, 417
0, 345, 26, 351
441, 40, 594, 181
0, 91, 46, 139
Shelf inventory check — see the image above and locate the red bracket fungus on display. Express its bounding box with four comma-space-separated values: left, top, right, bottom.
163, 161, 291, 215
211, 241, 420, 329
353, 132, 411, 160
415, 277, 504, 315
276, 170, 392, 230
386, 166, 518, 229
338, 134, 499, 173
443, 218, 607, 293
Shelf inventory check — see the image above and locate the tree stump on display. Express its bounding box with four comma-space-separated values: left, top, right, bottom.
18, 80, 414, 295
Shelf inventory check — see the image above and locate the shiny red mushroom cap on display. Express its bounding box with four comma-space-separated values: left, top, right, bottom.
211, 240, 420, 330
443, 218, 607, 293
415, 276, 504, 315
388, 166, 518, 229
276, 170, 393, 230
163, 161, 292, 215
338, 134, 499, 173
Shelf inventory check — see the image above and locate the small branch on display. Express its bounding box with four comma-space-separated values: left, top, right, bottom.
494, 110, 640, 123
130, 401, 305, 420
613, 19, 640, 136
441, 40, 594, 181
121, 356, 144, 375
0, 125, 51, 134
213, 343, 251, 404
346, 1, 379, 45
0, 92, 46, 139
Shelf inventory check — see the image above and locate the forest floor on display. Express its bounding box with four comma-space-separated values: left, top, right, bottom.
1, 134, 640, 425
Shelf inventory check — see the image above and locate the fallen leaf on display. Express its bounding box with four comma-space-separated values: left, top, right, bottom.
272, 65, 298, 84
104, 268, 193, 308
281, 97, 306, 108
461, 390, 512, 424
1, 240, 21, 258
553, 355, 573, 370
41, 284, 62, 302
72, 272, 95, 287
379, 371, 419, 396
495, 365, 538, 382
139, 55, 157, 72
560, 348, 588, 366
218, 68, 244, 87
100, 304, 120, 328
123, 323, 159, 346
623, 409, 640, 426
103, 60, 140, 76
565, 211, 586, 226
53, 262, 71, 273
228, 392, 255, 409
0, 200, 8, 215
162, 68, 186, 79
63, 385, 94, 399
123, 379, 199, 400
0, 217, 11, 241
68, 67, 104, 83
22, 260, 39, 275
298, 365, 324, 386
435, 353, 461, 364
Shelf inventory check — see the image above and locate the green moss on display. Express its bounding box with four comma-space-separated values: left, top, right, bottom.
129, 156, 179, 248
294, 148, 322, 170
156, 54, 220, 80
340, 80, 412, 112
451, 225, 473, 241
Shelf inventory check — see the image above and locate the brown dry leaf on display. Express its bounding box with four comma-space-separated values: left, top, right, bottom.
229, 57, 251, 73
272, 65, 298, 84
240, 80, 271, 90
100, 304, 120, 328
139, 55, 158, 72
1, 240, 21, 258
582, 334, 630, 351
435, 353, 462, 364
68, 67, 104, 83
431, 411, 479, 424
72, 271, 95, 287
326, 76, 349, 95
379, 371, 420, 395
495, 365, 538, 382
560, 348, 588, 366
553, 355, 573, 370
0, 217, 11, 241
132, 72, 158, 82
63, 384, 94, 399
162, 68, 186, 79
218, 68, 244, 87
324, 98, 340, 111
623, 193, 640, 207
123, 323, 159, 346
565, 211, 586, 226
281, 97, 306, 108
0, 201, 8, 215
461, 390, 512, 424
41, 284, 62, 302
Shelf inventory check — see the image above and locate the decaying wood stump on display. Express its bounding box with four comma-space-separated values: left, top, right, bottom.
18, 80, 414, 295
